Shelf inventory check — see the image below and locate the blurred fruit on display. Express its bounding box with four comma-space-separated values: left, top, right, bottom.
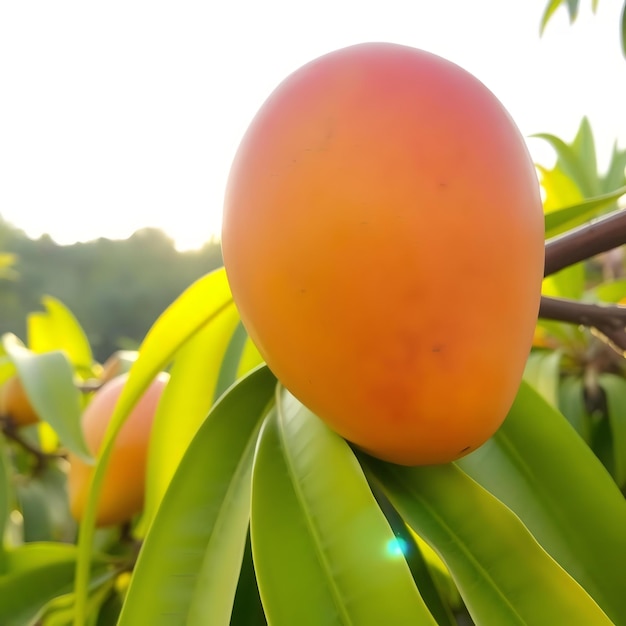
222, 42, 545, 465
99, 350, 139, 384
0, 375, 40, 427
67, 372, 169, 527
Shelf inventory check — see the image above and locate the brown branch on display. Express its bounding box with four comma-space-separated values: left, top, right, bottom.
538, 207, 626, 352
539, 296, 626, 352
544, 207, 626, 277
1, 417, 67, 473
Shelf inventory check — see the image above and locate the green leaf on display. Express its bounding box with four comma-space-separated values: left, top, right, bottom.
457, 381, 626, 625
534, 131, 595, 196
571, 117, 599, 196
565, 0, 580, 22
597, 373, 626, 489
542, 263, 585, 301
370, 483, 457, 626
73, 267, 234, 625
236, 335, 264, 379
362, 457, 612, 625
2, 334, 91, 462
251, 387, 437, 626
537, 163, 584, 214
621, 0, 626, 58
540, 0, 565, 34
118, 366, 276, 626
140, 301, 240, 533
31, 570, 117, 626
0, 543, 111, 626
27, 296, 94, 377
601, 141, 626, 192
591, 278, 626, 303
558, 376, 591, 441
523, 349, 562, 406
544, 185, 626, 238
230, 531, 267, 626
0, 438, 10, 569
214, 321, 250, 403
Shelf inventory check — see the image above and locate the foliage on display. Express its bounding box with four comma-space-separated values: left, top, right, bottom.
0, 6, 626, 626
0, 219, 223, 362
540, 0, 626, 57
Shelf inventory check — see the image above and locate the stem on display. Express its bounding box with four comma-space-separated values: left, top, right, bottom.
539, 207, 626, 351
539, 297, 626, 352
544, 208, 626, 277
0, 418, 66, 473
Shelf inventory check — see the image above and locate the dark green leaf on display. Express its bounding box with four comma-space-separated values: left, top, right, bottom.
230, 530, 267, 626
597, 373, 626, 489
363, 457, 612, 625
558, 376, 591, 441
523, 349, 562, 406
0, 438, 10, 571
251, 388, 437, 626
214, 321, 250, 403
601, 142, 626, 192
572, 117, 599, 195
621, 0, 626, 58
457, 381, 626, 625
0, 543, 110, 626
369, 483, 456, 626
118, 366, 276, 626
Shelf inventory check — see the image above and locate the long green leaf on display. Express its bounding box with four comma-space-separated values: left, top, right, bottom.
544, 185, 626, 238
457, 380, 626, 625
27, 296, 94, 376
540, 0, 564, 34
621, 0, 626, 58
558, 376, 591, 441
597, 373, 626, 489
363, 457, 612, 625
230, 531, 267, 626
0, 543, 110, 626
251, 387, 437, 626
572, 117, 599, 196
118, 366, 276, 626
533, 131, 594, 196
140, 301, 240, 533
2, 335, 90, 462
602, 142, 626, 191
0, 437, 10, 570
73, 267, 234, 625
370, 483, 457, 626
523, 349, 562, 407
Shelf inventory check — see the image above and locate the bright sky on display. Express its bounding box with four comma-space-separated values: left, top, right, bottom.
0, 1, 625, 250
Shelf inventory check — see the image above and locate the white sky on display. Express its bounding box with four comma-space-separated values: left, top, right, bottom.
0, 1, 625, 250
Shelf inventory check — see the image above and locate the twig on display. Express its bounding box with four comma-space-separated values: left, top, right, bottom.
539, 297, 626, 352
1, 417, 67, 473
539, 207, 626, 351
544, 207, 626, 277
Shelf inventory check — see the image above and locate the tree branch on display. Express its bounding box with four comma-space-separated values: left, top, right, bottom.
539, 296, 626, 352
544, 207, 626, 277
539, 207, 626, 352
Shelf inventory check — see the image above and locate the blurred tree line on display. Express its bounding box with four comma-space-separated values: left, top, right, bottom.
0, 215, 223, 362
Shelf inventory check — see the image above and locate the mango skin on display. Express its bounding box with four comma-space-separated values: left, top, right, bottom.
0, 375, 40, 427
222, 42, 545, 465
68, 372, 169, 527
